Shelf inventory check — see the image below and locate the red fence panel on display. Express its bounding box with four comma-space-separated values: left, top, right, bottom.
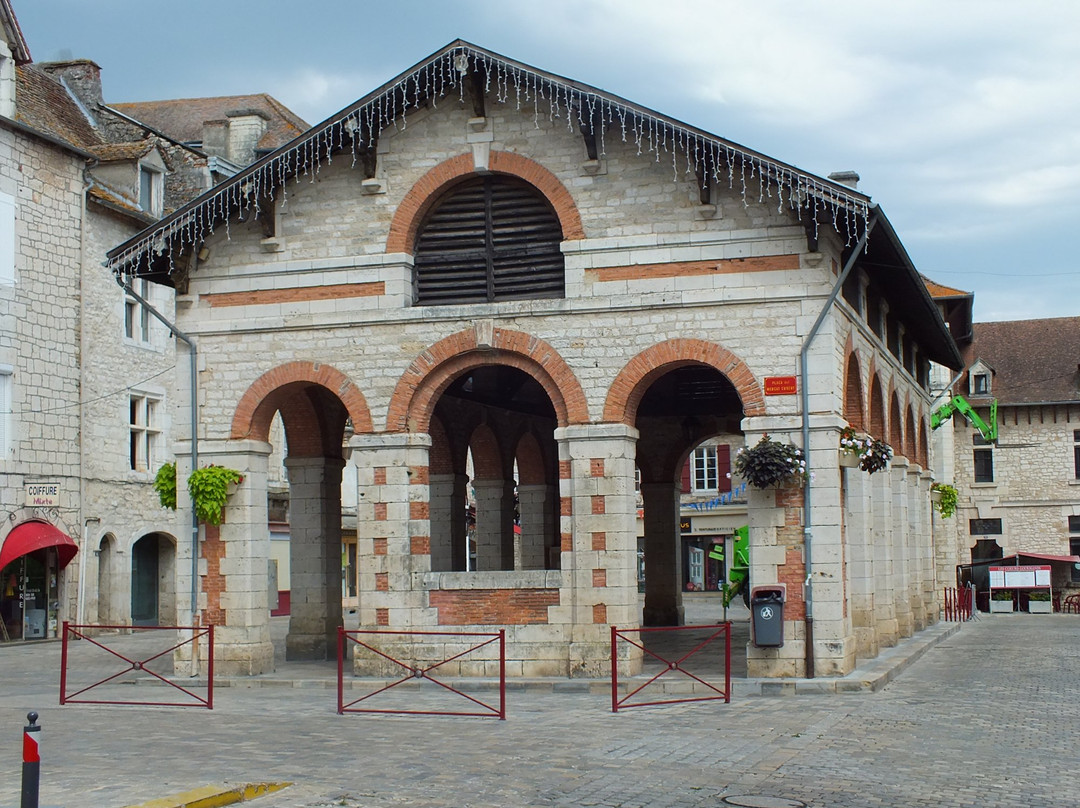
611, 623, 731, 712
943, 587, 974, 622
60, 623, 213, 709
338, 628, 505, 719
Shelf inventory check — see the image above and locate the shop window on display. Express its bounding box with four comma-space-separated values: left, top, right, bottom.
1070, 515, 1080, 582
973, 434, 994, 483
124, 278, 151, 343
129, 393, 161, 472
969, 518, 1002, 535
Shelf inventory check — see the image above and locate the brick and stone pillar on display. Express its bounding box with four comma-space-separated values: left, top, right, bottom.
639, 481, 683, 626
283, 455, 345, 661
553, 424, 639, 677
174, 438, 274, 676
352, 432, 433, 632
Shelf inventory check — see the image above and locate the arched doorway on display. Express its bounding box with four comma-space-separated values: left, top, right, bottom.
97, 534, 116, 625
130, 533, 176, 627
632, 365, 746, 626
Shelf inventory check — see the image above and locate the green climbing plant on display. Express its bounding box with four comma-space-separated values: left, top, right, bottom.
187, 465, 244, 525
930, 482, 958, 519
153, 461, 177, 511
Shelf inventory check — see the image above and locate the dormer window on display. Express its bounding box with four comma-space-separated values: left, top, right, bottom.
971, 372, 990, 396
140, 166, 163, 216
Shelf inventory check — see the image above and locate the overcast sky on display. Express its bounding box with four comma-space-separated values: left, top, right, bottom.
16, 1, 1079, 323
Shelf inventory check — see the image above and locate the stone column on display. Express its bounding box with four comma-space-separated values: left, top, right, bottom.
872, 464, 898, 647
551, 424, 639, 677
906, 465, 927, 630
283, 455, 345, 660
174, 438, 275, 676
891, 457, 914, 638
517, 483, 549, 570
639, 481, 683, 626
473, 479, 512, 571
428, 472, 455, 572
918, 468, 938, 624
845, 466, 878, 659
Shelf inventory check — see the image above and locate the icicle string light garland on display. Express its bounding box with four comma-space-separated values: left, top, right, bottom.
108, 42, 870, 280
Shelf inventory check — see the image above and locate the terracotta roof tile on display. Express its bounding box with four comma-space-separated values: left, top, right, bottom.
965, 317, 1080, 405
89, 141, 155, 162
110, 94, 307, 150
14, 64, 104, 150
921, 275, 971, 299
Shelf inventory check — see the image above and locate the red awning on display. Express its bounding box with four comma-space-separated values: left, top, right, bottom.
1016, 552, 1080, 564
0, 521, 79, 571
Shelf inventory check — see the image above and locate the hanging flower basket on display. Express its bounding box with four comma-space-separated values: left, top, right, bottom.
734, 434, 807, 489
187, 465, 245, 525
930, 482, 958, 518
839, 427, 892, 474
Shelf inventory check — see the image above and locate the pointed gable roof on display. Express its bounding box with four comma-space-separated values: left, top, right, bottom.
0, 0, 30, 65
14, 63, 104, 151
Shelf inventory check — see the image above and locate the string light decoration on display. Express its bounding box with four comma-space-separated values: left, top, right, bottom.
107, 41, 871, 283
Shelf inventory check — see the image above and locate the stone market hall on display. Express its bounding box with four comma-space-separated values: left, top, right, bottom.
107, 42, 962, 678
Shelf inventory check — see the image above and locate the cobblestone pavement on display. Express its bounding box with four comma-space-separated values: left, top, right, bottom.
1, 614, 1077, 808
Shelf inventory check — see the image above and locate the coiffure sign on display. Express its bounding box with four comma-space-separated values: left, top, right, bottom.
24, 482, 60, 507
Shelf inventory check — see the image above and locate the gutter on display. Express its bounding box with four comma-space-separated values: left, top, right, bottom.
798, 207, 878, 679
115, 276, 201, 624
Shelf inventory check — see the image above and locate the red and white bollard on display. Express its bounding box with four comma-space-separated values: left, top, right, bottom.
21, 711, 39, 808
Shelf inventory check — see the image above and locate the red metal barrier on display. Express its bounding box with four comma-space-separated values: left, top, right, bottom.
338, 628, 505, 719
943, 587, 974, 622
610, 623, 731, 712
60, 623, 213, 709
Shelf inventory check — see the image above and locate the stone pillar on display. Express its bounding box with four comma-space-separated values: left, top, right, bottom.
918, 469, 938, 625
871, 465, 898, 647
428, 473, 455, 572
517, 483, 549, 570
845, 466, 878, 659
174, 439, 275, 676
352, 432, 433, 632
891, 457, 914, 638
639, 481, 683, 626
473, 479, 513, 571
907, 465, 927, 630
551, 424, 639, 677
284, 455, 345, 661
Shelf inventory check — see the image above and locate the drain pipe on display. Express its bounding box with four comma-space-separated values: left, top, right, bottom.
116, 276, 200, 623
798, 208, 878, 679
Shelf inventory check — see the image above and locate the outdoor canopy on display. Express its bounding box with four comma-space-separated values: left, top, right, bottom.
0, 521, 79, 571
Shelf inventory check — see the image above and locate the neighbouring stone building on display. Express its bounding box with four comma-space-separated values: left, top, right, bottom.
0, 0, 304, 643
107, 41, 963, 678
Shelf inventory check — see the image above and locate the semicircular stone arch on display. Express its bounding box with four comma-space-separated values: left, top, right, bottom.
231, 361, 374, 452
386, 151, 585, 255
602, 338, 765, 425
386, 327, 590, 434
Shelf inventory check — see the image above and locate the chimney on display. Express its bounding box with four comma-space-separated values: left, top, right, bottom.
39, 59, 103, 111
828, 170, 860, 190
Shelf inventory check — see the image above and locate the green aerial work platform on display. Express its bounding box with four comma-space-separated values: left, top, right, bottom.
931, 394, 998, 442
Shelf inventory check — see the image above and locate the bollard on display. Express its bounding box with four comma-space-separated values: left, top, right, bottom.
21, 711, 39, 808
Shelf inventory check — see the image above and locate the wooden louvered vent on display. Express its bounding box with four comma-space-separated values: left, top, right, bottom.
414, 175, 565, 305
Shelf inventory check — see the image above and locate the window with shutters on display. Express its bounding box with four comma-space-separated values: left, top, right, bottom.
413, 175, 565, 305
688, 444, 732, 494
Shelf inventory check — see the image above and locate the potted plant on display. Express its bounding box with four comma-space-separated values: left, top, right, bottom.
1027, 590, 1053, 614
858, 437, 893, 474
734, 434, 807, 489
153, 461, 244, 525
930, 482, 958, 519
990, 590, 1014, 613
838, 426, 865, 468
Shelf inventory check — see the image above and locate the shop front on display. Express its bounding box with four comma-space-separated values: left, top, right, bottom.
0, 521, 78, 642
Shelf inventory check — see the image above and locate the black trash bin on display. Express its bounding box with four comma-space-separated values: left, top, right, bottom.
750, 585, 786, 647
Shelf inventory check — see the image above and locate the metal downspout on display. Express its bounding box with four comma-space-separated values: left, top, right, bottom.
798, 209, 878, 679
116, 276, 200, 623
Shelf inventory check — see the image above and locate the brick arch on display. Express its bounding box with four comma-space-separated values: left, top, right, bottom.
429, 416, 455, 476
889, 391, 903, 451
603, 339, 764, 425
231, 361, 373, 446
386, 328, 589, 433
919, 417, 930, 468
904, 405, 918, 462
843, 350, 865, 430
515, 432, 547, 486
469, 424, 504, 481
386, 151, 585, 254
868, 375, 886, 439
